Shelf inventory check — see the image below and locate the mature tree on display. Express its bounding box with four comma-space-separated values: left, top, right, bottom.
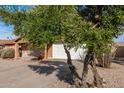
59, 5, 124, 87
76, 5, 124, 87
0, 5, 124, 88
77, 6, 124, 67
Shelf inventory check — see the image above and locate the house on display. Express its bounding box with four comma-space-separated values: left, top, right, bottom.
0, 38, 28, 58
0, 39, 86, 60
45, 42, 124, 60
0, 39, 15, 49
44, 43, 86, 60
114, 42, 124, 58
1, 37, 124, 60
0, 38, 45, 59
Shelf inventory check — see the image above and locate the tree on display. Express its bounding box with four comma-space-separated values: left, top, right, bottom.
0, 5, 124, 88
59, 5, 124, 87
77, 5, 124, 65
76, 5, 124, 87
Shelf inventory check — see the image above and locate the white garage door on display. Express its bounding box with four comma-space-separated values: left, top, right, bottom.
52, 44, 86, 60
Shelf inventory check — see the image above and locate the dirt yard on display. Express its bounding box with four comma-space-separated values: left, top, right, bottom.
0, 57, 124, 88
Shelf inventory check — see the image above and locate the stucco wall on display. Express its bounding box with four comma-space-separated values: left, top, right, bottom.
115, 46, 124, 58
22, 49, 42, 58
4, 45, 15, 49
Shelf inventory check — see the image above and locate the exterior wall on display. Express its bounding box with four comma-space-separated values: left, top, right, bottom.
47, 44, 52, 59
22, 50, 30, 57
1, 43, 86, 60
52, 44, 86, 60
21, 49, 42, 58
4, 45, 15, 49
43, 44, 52, 60
115, 46, 124, 58
27, 49, 42, 58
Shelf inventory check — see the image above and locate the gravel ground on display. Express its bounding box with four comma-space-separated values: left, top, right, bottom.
0, 58, 124, 88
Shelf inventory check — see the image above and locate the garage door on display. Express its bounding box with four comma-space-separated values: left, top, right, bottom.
52, 44, 86, 60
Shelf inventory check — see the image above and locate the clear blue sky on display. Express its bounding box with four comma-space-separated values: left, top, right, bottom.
114, 33, 124, 42
0, 5, 124, 42
0, 5, 33, 40
0, 22, 16, 40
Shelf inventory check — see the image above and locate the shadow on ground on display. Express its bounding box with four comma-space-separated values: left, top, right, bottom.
28, 60, 74, 85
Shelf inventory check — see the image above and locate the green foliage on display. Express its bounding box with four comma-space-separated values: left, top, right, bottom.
76, 6, 124, 55
0, 5, 124, 57
1, 48, 15, 58
0, 6, 61, 49
22, 6, 61, 49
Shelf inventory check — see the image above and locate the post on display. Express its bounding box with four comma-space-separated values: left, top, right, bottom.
15, 42, 20, 59
43, 44, 48, 60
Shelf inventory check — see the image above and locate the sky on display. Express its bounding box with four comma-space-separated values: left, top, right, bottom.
114, 33, 124, 42
0, 22, 16, 40
0, 5, 33, 40
0, 5, 124, 42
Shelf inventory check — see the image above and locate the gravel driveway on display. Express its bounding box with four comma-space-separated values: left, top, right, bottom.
0, 58, 124, 88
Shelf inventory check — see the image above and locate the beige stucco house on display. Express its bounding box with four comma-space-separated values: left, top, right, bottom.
0, 38, 124, 60
0, 39, 86, 60
0, 38, 44, 59
0, 38, 28, 58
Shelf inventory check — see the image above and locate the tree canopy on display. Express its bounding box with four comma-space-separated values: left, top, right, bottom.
0, 5, 124, 53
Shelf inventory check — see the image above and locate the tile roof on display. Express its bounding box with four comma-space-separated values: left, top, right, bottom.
0, 40, 14, 45
114, 42, 124, 46
0, 38, 26, 46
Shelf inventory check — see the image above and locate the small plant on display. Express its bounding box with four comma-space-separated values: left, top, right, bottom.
1, 48, 15, 58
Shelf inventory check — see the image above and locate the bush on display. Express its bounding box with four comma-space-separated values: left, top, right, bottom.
1, 48, 15, 58
97, 53, 112, 68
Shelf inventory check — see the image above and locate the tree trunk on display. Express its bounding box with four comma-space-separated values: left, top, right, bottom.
81, 52, 103, 88
81, 52, 91, 87
90, 53, 103, 87
63, 43, 81, 87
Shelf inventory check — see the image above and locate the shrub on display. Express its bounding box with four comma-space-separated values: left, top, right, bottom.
1, 48, 15, 58
97, 53, 113, 68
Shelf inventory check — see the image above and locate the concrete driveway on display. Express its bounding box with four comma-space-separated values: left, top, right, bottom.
0, 58, 71, 88
0, 58, 124, 88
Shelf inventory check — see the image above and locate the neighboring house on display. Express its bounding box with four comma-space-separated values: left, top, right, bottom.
0, 38, 43, 59
114, 42, 124, 58
0, 39, 15, 49
0, 38, 28, 58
